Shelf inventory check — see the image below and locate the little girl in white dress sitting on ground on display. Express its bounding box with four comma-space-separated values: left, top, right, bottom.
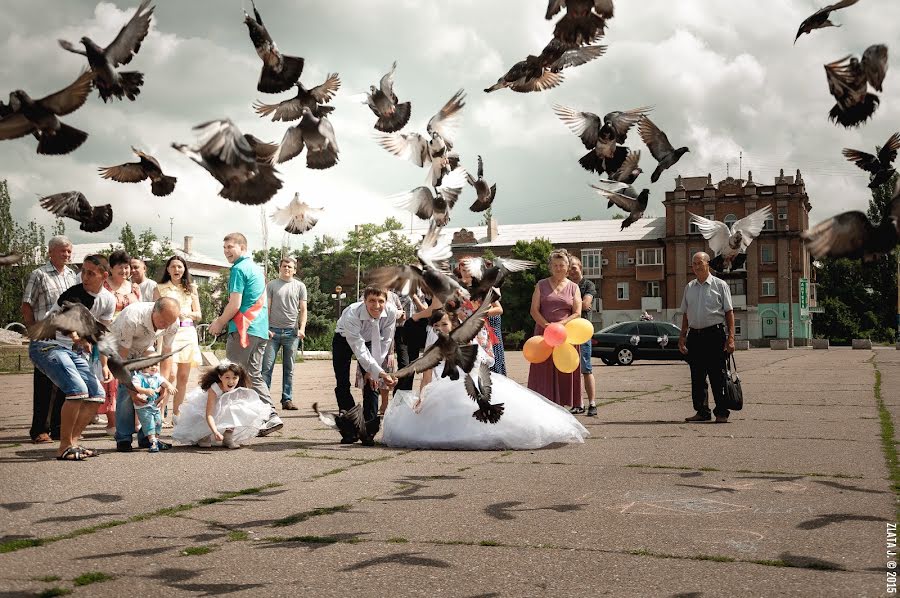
382, 309, 588, 450
172, 361, 270, 449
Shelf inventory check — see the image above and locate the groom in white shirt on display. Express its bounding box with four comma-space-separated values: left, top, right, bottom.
332, 286, 397, 443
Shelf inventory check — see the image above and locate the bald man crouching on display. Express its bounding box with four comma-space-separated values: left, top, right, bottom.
678, 252, 736, 424
111, 298, 180, 451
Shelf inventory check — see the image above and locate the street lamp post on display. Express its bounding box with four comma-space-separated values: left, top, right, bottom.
331, 285, 346, 319
355, 250, 363, 300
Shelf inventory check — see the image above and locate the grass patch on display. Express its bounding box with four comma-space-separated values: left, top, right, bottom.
478, 540, 504, 547
0, 538, 45, 553
181, 546, 214, 556
628, 549, 735, 563
32, 576, 61, 583
196, 483, 281, 505
73, 571, 113, 586
129, 503, 195, 521
227, 530, 250, 542
311, 466, 350, 479
870, 356, 900, 515
387, 537, 409, 544
37, 589, 72, 598
271, 504, 351, 527
0, 442, 22, 449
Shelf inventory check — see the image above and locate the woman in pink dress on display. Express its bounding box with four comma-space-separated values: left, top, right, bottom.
527, 248, 583, 406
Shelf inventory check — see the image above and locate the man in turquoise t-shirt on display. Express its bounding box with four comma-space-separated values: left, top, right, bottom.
209, 232, 284, 436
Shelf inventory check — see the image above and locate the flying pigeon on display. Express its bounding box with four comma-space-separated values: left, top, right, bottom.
609, 149, 642, 184
391, 167, 468, 227
794, 0, 860, 44
312, 402, 380, 446
0, 71, 94, 155
374, 89, 465, 186
270, 192, 323, 234
58, 0, 153, 102
393, 290, 495, 381
98, 146, 176, 196
39, 191, 112, 233
172, 119, 282, 205
467, 155, 497, 212
367, 222, 471, 307
842, 132, 900, 189
365, 62, 411, 133
243, 0, 304, 93
0, 253, 23, 266
638, 116, 690, 183
553, 104, 651, 174
272, 106, 339, 169
802, 184, 899, 261
546, 0, 614, 20
689, 206, 773, 272
824, 47, 887, 128
460, 256, 536, 302
485, 43, 605, 93
253, 73, 340, 121
590, 181, 649, 229
464, 362, 504, 424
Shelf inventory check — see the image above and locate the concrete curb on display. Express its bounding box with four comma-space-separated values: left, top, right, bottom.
851, 339, 873, 350
770, 339, 789, 350
812, 339, 829, 350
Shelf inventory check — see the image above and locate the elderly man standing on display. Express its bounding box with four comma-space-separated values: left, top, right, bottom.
130, 258, 157, 301
112, 297, 180, 451
22, 235, 77, 443
678, 251, 736, 424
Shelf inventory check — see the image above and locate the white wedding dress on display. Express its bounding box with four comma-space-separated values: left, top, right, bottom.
382, 334, 589, 450
172, 383, 269, 446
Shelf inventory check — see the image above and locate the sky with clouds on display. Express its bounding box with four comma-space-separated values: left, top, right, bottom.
1, 0, 896, 260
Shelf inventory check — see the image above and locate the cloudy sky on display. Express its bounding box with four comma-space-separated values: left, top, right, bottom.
1, 0, 896, 259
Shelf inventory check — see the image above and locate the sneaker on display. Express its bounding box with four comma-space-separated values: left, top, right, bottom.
115, 441, 133, 452
156, 440, 172, 451
282, 400, 298, 411
257, 414, 284, 437
137, 437, 152, 449
223, 430, 239, 449
569, 406, 585, 415
197, 436, 212, 448
91, 414, 107, 426
148, 440, 160, 453
586, 405, 598, 417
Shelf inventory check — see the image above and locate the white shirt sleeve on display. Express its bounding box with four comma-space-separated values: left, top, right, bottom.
340, 306, 383, 376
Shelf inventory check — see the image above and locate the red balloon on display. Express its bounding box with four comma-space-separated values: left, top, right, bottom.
543, 322, 567, 347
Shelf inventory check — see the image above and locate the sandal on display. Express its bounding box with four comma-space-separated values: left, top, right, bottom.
32, 433, 52, 444
56, 447, 86, 461
73, 446, 99, 458
569, 406, 586, 415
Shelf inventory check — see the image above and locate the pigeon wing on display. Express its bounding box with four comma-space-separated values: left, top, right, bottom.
379, 61, 397, 97
611, 149, 641, 182
731, 205, 773, 251
552, 44, 607, 71
842, 147, 880, 174
477, 361, 492, 403
39, 191, 90, 220
309, 73, 341, 103
802, 211, 873, 258
27, 302, 100, 341
877, 132, 900, 167
375, 131, 429, 167
427, 89, 466, 147
253, 97, 304, 122
194, 120, 255, 166
553, 104, 602, 149
393, 343, 445, 379
638, 117, 675, 161
605, 106, 653, 138
0, 113, 36, 140
104, 0, 154, 67
98, 162, 147, 183
38, 71, 94, 116
391, 187, 436, 220
689, 213, 731, 256
449, 290, 494, 345
590, 185, 639, 212
861, 44, 888, 91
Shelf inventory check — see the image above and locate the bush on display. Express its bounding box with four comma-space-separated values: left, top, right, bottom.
504, 329, 526, 350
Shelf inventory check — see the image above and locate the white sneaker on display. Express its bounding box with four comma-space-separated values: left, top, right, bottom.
257, 413, 284, 437
223, 430, 239, 449
197, 436, 212, 448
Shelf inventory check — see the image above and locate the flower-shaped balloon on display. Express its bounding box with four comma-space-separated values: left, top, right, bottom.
630, 334, 640, 346
523, 318, 594, 373
658, 334, 669, 348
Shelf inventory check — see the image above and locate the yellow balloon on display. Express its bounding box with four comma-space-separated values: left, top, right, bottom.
565, 317, 594, 345
552, 343, 580, 373
523, 335, 553, 364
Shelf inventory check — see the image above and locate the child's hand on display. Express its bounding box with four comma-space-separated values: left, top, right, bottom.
214, 432, 224, 442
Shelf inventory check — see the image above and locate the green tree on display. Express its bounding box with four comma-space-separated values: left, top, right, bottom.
563, 215, 582, 221
477, 207, 493, 226
502, 238, 554, 336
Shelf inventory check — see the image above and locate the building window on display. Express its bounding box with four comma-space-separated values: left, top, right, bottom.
689, 219, 700, 234
592, 296, 602, 313
617, 282, 629, 300
762, 278, 776, 296
761, 244, 775, 263
645, 281, 660, 297
734, 319, 742, 336
581, 249, 602, 277
724, 214, 737, 228
616, 251, 628, 269
763, 210, 775, 231
727, 279, 745, 296
636, 248, 663, 266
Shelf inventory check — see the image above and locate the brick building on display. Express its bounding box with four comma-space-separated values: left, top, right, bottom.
400, 169, 815, 344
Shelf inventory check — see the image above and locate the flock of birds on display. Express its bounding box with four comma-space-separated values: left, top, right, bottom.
0, 1, 896, 265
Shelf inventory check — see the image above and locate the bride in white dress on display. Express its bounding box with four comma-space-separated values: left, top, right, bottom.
382, 309, 589, 450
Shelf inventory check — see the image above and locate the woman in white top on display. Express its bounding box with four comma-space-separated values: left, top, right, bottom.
153, 256, 202, 422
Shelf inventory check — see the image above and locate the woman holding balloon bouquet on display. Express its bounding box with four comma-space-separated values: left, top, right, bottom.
525, 248, 594, 408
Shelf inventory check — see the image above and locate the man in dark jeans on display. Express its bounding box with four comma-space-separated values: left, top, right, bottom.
678, 251, 736, 423
394, 292, 431, 393
332, 286, 397, 444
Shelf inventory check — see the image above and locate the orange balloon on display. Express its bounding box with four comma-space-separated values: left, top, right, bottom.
543, 322, 567, 347
523, 335, 553, 364
565, 317, 594, 345
552, 343, 580, 373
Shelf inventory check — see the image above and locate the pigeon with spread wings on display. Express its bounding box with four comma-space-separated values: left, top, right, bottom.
271, 106, 339, 169
39, 191, 112, 233
172, 119, 283, 205
0, 71, 94, 155
243, 0, 304, 93
461, 256, 536, 302
638, 116, 689, 183
824, 46, 887, 128
253, 73, 340, 121
393, 290, 495, 382
312, 402, 380, 446
58, 0, 153, 102
689, 206, 772, 272
591, 182, 649, 230
391, 166, 468, 227
485, 43, 605, 93
367, 222, 470, 307
553, 103, 650, 174
464, 362, 504, 424
802, 181, 899, 261
98, 146, 176, 196
843, 132, 899, 189
270, 192, 323, 234
365, 62, 411, 133
467, 155, 497, 212
549, 0, 614, 47
794, 0, 860, 44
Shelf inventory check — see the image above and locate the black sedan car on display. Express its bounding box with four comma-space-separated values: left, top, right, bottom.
590, 320, 686, 365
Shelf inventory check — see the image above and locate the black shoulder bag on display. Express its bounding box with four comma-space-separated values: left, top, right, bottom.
724, 354, 743, 411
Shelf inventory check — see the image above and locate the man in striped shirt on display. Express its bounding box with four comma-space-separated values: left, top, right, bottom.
22, 236, 77, 443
